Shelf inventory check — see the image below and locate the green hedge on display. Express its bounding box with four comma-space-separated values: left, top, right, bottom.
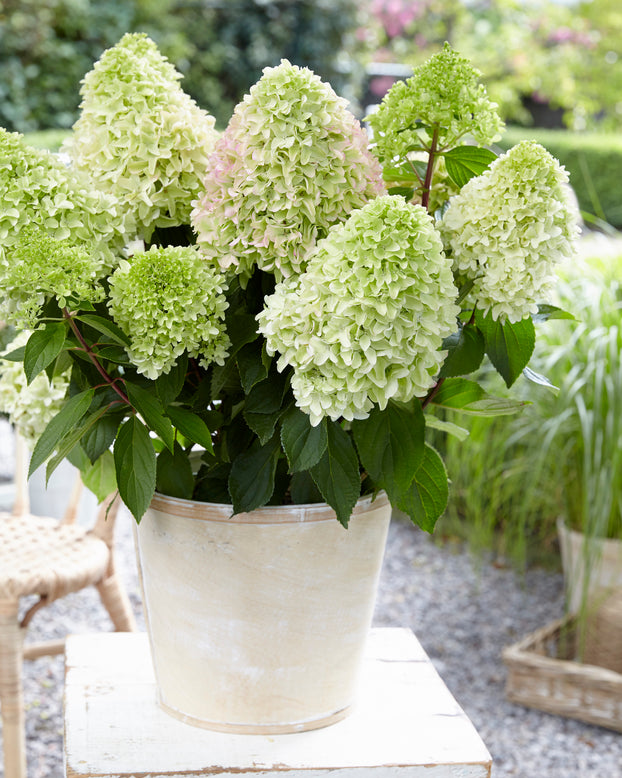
498, 127, 622, 230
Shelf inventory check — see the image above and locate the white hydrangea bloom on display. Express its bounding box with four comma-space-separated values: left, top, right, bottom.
66, 33, 219, 238
440, 140, 580, 322
257, 195, 459, 425
108, 245, 230, 380
0, 332, 70, 444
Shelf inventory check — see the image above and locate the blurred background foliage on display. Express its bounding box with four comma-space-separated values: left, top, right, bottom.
1, 0, 621, 133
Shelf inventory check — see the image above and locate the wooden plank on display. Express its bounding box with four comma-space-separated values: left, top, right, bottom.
64, 628, 491, 778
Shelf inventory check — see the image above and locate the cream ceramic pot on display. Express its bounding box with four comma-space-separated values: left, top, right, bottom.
134, 491, 392, 733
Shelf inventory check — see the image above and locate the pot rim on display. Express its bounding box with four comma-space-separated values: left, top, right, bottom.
148, 489, 389, 525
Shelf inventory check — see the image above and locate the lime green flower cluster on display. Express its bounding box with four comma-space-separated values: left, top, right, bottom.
108, 246, 230, 380
66, 33, 219, 239
368, 43, 504, 162
0, 226, 105, 328
440, 141, 580, 323
192, 60, 384, 282
0, 332, 71, 444
0, 129, 129, 267
258, 195, 459, 425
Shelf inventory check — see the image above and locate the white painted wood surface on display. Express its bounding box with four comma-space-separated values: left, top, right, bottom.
64, 628, 492, 778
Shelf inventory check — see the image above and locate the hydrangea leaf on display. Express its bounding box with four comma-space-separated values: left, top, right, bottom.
24, 322, 67, 385
443, 146, 497, 188
439, 324, 485, 378
127, 383, 175, 453
113, 416, 157, 523
280, 406, 328, 472
229, 434, 281, 515
476, 310, 535, 388
156, 442, 195, 500
310, 421, 360, 528
395, 444, 448, 533
430, 378, 527, 416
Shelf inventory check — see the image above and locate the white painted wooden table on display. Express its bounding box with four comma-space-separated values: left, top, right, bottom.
64, 628, 492, 778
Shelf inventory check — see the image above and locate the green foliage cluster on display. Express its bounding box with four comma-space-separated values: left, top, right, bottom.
498, 127, 622, 230
434, 246, 622, 565
0, 0, 366, 133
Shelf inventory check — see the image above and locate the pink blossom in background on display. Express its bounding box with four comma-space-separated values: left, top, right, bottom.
371, 0, 425, 39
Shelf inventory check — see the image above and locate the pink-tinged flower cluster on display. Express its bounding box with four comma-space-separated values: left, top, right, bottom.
192, 59, 384, 282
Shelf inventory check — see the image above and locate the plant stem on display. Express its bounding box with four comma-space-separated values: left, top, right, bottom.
421, 377, 445, 410
63, 309, 131, 406
421, 126, 439, 213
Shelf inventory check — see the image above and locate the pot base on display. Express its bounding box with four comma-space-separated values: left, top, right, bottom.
158, 697, 351, 734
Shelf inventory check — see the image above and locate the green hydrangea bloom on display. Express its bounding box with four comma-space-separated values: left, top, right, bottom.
368, 44, 504, 163
0, 129, 129, 267
192, 59, 384, 282
440, 140, 580, 322
108, 245, 230, 380
257, 195, 459, 425
66, 33, 219, 238
0, 226, 105, 328
0, 332, 70, 444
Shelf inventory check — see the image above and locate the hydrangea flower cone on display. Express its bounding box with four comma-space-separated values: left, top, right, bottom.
258, 195, 460, 425
440, 140, 580, 322
192, 59, 384, 281
66, 33, 218, 238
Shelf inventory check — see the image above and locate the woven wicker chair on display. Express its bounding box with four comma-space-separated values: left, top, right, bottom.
0, 436, 136, 778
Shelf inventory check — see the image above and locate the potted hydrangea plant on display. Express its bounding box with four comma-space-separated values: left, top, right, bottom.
0, 35, 578, 733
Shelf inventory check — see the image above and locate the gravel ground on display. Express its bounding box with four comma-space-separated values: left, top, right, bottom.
1, 503, 621, 778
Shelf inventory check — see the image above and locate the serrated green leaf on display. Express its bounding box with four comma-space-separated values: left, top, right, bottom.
44, 404, 110, 482
211, 357, 241, 399
156, 442, 194, 500
476, 311, 535, 388
244, 411, 282, 444
81, 411, 124, 463
444, 146, 497, 188
75, 313, 130, 346
226, 311, 260, 357
280, 407, 328, 472
439, 324, 485, 378
80, 450, 117, 502
424, 415, 470, 441
127, 383, 175, 453
395, 444, 448, 533
113, 416, 156, 522
29, 388, 94, 476
310, 422, 360, 528
155, 353, 188, 406
351, 402, 425, 502
24, 322, 67, 384
532, 304, 576, 323
229, 434, 281, 514
237, 342, 270, 393
289, 470, 324, 504
166, 406, 214, 453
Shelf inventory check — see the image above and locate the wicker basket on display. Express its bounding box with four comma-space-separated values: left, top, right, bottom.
503, 617, 622, 732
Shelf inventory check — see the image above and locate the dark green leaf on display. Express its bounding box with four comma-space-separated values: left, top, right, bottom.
166, 406, 214, 454
280, 406, 328, 472
226, 311, 259, 357
81, 411, 124, 463
127, 383, 175, 452
430, 378, 527, 416
352, 402, 425, 503
440, 325, 485, 378
211, 357, 241, 399
476, 311, 536, 388
237, 342, 270, 393
387, 186, 415, 199
0, 345, 26, 362
74, 314, 130, 346
113, 416, 157, 522
310, 421, 360, 528
94, 345, 132, 366
156, 442, 194, 499
45, 405, 110, 482
395, 444, 449, 533
155, 353, 188, 406
228, 434, 281, 514
24, 322, 67, 384
194, 463, 232, 503
244, 411, 282, 445
29, 388, 94, 476
289, 470, 324, 504
532, 304, 575, 323
443, 146, 497, 188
